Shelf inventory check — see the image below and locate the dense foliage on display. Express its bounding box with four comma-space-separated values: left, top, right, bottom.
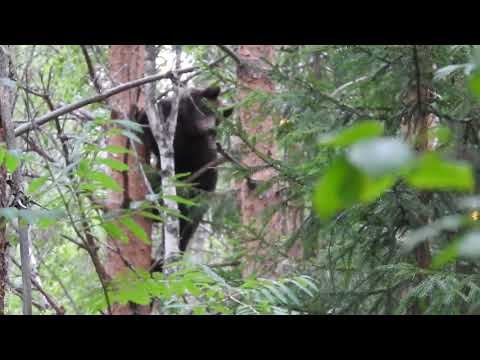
2, 45, 480, 315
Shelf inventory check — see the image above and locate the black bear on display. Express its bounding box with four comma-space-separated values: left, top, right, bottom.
136, 86, 232, 257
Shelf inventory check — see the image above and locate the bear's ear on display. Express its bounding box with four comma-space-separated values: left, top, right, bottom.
158, 100, 172, 119
200, 86, 221, 100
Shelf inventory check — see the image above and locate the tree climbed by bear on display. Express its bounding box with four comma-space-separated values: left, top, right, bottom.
135, 86, 232, 269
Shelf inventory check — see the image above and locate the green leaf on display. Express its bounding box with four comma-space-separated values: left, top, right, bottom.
469, 71, 480, 98
313, 157, 363, 220
429, 126, 452, 147
406, 153, 474, 192
120, 217, 150, 244
277, 282, 301, 306
78, 183, 97, 192
297, 276, 318, 292
259, 288, 276, 303
96, 158, 129, 172
18, 209, 48, 225
347, 138, 414, 177
320, 120, 384, 148
211, 304, 232, 315
285, 279, 314, 297
102, 222, 129, 244
86, 171, 123, 192
431, 241, 460, 269
313, 157, 393, 220
77, 159, 90, 178
139, 211, 164, 222
264, 284, 288, 305
360, 175, 396, 202
163, 195, 197, 207
121, 130, 143, 144
94, 117, 114, 127
117, 282, 151, 305
102, 145, 132, 155
184, 281, 202, 297
27, 176, 49, 194
115, 119, 144, 133
162, 207, 190, 221
5, 150, 20, 173
38, 217, 57, 229
192, 307, 206, 315
0, 207, 18, 221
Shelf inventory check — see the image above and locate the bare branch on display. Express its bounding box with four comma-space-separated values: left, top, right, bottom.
80, 45, 102, 93
7, 281, 49, 312
209, 260, 241, 268
186, 156, 227, 184
35, 250, 81, 314
15, 65, 199, 137
10, 256, 65, 315
154, 55, 228, 103
217, 45, 244, 67
24, 137, 55, 162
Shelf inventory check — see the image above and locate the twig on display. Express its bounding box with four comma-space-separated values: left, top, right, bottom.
186, 157, 227, 184
209, 261, 241, 268
24, 137, 55, 162
216, 142, 248, 171
37, 254, 81, 314
154, 55, 229, 103
330, 76, 369, 98
25, 103, 112, 313
7, 281, 48, 312
10, 256, 65, 315
217, 46, 244, 67
38, 71, 71, 166
80, 45, 102, 93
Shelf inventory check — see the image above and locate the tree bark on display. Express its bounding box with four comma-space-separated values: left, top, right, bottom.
401, 45, 435, 314
0, 45, 33, 315
0, 126, 6, 314
105, 45, 152, 315
0, 48, 11, 315
235, 45, 287, 277
144, 45, 181, 269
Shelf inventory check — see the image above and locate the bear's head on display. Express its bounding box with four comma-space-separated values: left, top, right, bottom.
159, 86, 232, 150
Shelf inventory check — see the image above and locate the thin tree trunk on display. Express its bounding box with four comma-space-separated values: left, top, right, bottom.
0, 123, 7, 313
401, 45, 435, 314
105, 45, 152, 315
144, 45, 181, 269
0, 45, 32, 315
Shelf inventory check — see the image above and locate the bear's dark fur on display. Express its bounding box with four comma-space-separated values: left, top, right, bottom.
136, 86, 232, 258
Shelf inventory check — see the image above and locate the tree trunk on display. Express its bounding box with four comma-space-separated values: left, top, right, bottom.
0, 47, 11, 314
0, 127, 7, 314
0, 52, 7, 312
0, 45, 33, 315
144, 45, 181, 269
235, 45, 288, 277
105, 45, 152, 315
401, 45, 435, 314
